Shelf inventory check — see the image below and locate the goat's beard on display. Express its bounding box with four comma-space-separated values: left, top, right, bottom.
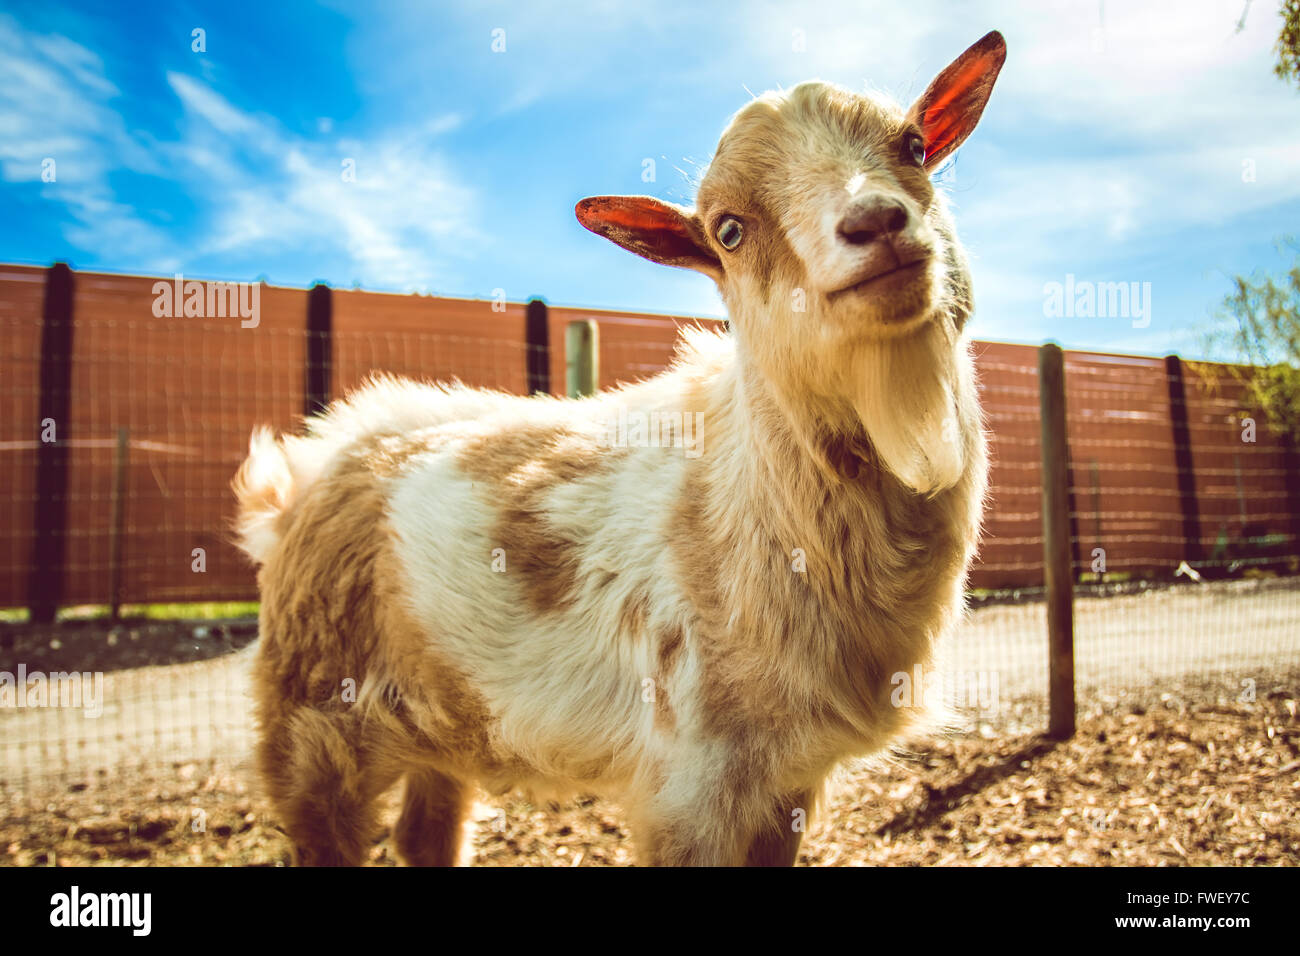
845, 317, 978, 495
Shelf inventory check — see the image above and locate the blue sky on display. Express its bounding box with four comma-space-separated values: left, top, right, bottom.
1, 0, 1297, 359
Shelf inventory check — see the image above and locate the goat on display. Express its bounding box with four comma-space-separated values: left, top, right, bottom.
233, 30, 1005, 866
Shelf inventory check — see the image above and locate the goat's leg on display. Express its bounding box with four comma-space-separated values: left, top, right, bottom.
637, 820, 738, 866
632, 781, 757, 866
258, 706, 399, 866
743, 788, 814, 866
636, 775, 817, 867
393, 768, 469, 866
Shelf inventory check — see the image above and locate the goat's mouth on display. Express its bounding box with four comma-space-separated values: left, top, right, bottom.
828, 258, 930, 302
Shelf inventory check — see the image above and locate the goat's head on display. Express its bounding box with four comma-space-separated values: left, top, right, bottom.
577, 32, 1005, 494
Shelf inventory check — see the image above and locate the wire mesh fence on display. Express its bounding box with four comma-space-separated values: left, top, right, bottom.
1, 263, 1298, 802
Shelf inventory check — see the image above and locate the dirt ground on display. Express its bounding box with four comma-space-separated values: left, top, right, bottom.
2, 684, 1296, 867
1, 579, 1298, 866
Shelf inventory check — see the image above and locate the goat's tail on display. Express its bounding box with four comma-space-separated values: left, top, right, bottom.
232, 426, 296, 566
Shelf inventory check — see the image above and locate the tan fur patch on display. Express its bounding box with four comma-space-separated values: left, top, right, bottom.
667, 465, 743, 737
619, 590, 650, 640
653, 624, 685, 731
457, 423, 616, 615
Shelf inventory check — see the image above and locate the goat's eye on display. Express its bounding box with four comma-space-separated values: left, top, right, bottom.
904, 133, 926, 166
716, 216, 744, 250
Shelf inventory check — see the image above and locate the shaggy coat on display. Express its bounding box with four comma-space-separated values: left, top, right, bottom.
234, 32, 1005, 866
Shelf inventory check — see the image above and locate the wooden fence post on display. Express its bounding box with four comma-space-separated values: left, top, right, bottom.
28, 262, 75, 623
1089, 458, 1103, 548
305, 283, 333, 418
108, 428, 129, 621
565, 319, 599, 398
1039, 343, 1076, 739
526, 298, 550, 395
1165, 354, 1202, 565
1284, 438, 1300, 566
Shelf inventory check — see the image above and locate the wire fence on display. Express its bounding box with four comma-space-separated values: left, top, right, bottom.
1, 263, 1298, 798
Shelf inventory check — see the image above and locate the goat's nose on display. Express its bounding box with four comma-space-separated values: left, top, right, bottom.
837, 198, 909, 246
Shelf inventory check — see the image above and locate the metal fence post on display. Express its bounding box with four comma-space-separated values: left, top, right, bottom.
526, 298, 550, 395
305, 282, 333, 418
1164, 354, 1202, 566
108, 428, 129, 621
28, 262, 75, 623
565, 319, 599, 398
1039, 343, 1076, 739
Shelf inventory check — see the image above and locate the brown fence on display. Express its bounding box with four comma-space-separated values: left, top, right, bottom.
1, 263, 1297, 611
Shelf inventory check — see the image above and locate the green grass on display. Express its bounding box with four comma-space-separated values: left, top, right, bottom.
115, 601, 259, 620
0, 602, 259, 623
1076, 571, 1134, 584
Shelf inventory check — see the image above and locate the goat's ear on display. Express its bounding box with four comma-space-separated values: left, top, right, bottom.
907, 30, 1006, 171
576, 196, 722, 279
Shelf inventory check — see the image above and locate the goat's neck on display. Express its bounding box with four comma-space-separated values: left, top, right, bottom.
722, 342, 885, 492
708, 354, 883, 539
697, 331, 984, 592
690, 340, 980, 731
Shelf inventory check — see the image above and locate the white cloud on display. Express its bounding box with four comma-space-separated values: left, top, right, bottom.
165, 73, 262, 137
0, 15, 478, 288
168, 75, 478, 288
0, 15, 175, 264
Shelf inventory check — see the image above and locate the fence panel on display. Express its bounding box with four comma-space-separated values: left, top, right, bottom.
56, 274, 307, 605
333, 291, 528, 397
1184, 362, 1298, 572
1064, 351, 1183, 579
0, 266, 50, 609
973, 341, 1044, 589
1, 265, 1298, 608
